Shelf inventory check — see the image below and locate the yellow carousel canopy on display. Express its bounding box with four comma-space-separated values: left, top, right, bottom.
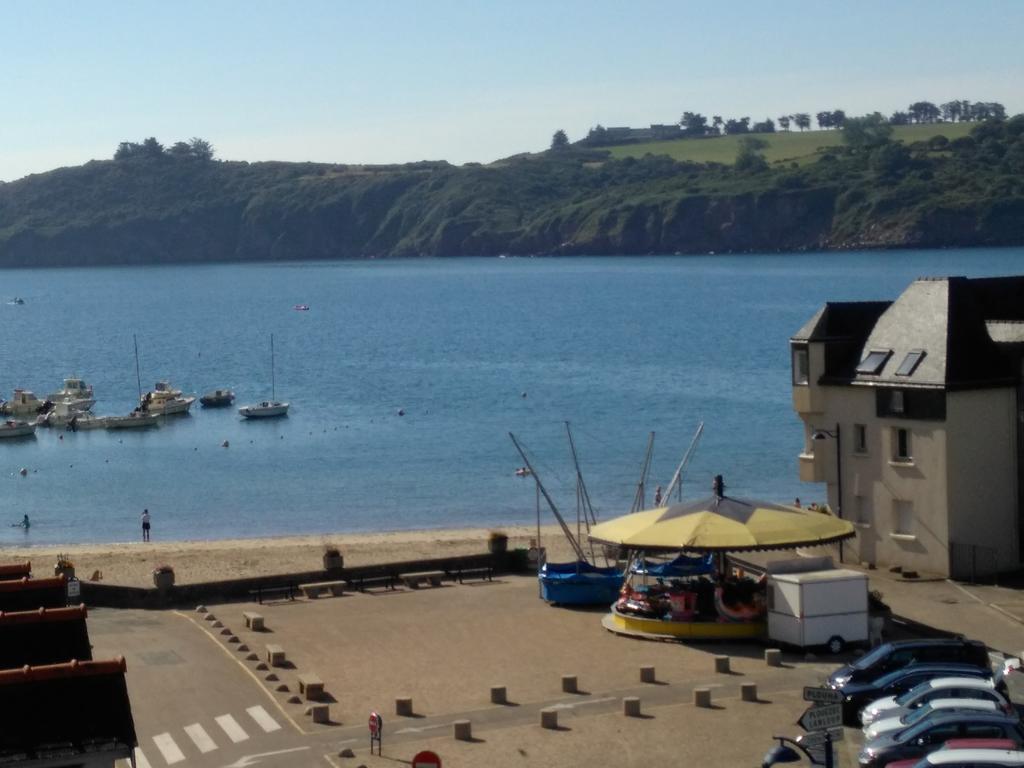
589, 492, 856, 552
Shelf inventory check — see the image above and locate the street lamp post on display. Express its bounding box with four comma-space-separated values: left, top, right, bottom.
812, 423, 843, 562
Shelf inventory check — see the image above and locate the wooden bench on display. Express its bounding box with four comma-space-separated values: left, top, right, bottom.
249, 584, 295, 604
242, 611, 265, 631
266, 644, 286, 667
401, 571, 446, 589
345, 573, 398, 592
298, 673, 325, 701
298, 580, 345, 599
448, 565, 493, 584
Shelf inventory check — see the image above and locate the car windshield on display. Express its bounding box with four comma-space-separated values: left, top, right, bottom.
903, 706, 935, 726
853, 644, 893, 670
894, 681, 931, 706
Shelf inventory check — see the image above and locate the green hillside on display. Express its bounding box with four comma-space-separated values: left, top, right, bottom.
605, 123, 976, 166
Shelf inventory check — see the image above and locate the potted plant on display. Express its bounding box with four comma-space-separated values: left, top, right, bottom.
54, 554, 75, 580
488, 531, 509, 555
152, 564, 175, 589
323, 545, 343, 572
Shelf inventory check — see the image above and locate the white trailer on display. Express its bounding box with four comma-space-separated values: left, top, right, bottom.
767, 569, 868, 653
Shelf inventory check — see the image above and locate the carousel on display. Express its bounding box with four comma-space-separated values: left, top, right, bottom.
588, 475, 856, 641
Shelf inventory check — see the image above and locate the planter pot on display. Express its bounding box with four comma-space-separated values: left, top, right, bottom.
488, 535, 508, 555
153, 570, 175, 589
323, 552, 344, 571
54, 565, 75, 580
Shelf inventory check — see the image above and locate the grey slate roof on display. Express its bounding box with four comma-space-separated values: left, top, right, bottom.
794, 275, 1024, 390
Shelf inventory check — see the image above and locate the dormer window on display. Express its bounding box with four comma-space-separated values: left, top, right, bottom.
856, 349, 892, 375
895, 349, 926, 377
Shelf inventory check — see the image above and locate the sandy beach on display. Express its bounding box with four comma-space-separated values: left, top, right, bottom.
3, 524, 583, 587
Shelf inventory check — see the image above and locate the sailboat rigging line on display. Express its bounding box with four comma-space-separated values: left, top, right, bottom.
663, 421, 704, 504
133, 334, 142, 401
564, 422, 599, 565
631, 431, 656, 513
508, 432, 586, 562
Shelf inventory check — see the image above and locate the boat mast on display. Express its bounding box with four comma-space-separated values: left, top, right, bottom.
564, 422, 598, 564
509, 432, 586, 562
663, 421, 704, 503
133, 334, 142, 401
270, 334, 276, 401
630, 432, 656, 513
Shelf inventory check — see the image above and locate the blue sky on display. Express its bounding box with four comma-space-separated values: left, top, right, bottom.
1, 0, 1021, 181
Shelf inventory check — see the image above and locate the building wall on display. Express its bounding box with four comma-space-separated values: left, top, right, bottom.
795, 378, 954, 575
945, 388, 1019, 574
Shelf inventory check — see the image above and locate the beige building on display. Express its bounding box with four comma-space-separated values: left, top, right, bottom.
791, 276, 1024, 578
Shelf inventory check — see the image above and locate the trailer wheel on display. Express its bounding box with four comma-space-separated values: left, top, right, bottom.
827, 635, 845, 654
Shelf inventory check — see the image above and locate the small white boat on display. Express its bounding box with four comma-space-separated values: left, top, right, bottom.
105, 411, 159, 430
0, 419, 36, 438
1, 390, 51, 417
239, 401, 289, 419
240, 334, 290, 419
140, 382, 196, 415
47, 378, 96, 411
43, 403, 106, 430
67, 413, 107, 430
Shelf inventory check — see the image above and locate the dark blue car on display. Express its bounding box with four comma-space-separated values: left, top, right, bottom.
857, 711, 1024, 768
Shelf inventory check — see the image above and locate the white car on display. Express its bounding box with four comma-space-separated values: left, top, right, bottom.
864, 698, 999, 741
860, 676, 1004, 726
901, 748, 1024, 767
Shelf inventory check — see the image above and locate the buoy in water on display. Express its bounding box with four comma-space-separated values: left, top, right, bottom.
521, 391, 527, 398
19, 468, 27, 477
221, 440, 229, 448
398, 408, 405, 416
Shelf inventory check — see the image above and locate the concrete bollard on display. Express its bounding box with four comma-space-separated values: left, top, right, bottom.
196, 605, 207, 613
741, 683, 758, 702
490, 686, 507, 705
765, 649, 782, 667
396, 697, 414, 717
623, 697, 642, 717
714, 655, 730, 674
453, 720, 472, 740
694, 687, 712, 708
561, 675, 578, 693
307, 704, 329, 723
220, 628, 232, 636
212, 620, 223, 628
204, 614, 216, 622
640, 666, 656, 683
540, 708, 559, 729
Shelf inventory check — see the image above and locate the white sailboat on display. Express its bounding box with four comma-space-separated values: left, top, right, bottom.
239, 334, 289, 419
106, 335, 160, 430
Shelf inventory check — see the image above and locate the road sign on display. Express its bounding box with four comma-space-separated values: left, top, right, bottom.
66, 578, 81, 600
798, 703, 843, 731
412, 750, 442, 768
803, 686, 843, 704
798, 726, 845, 747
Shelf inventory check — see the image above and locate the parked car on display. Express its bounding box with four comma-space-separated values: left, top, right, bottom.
857, 712, 1024, 768
886, 747, 1024, 767
829, 638, 991, 691
886, 739, 1024, 766
860, 676, 1009, 727
863, 698, 1000, 740
838, 663, 993, 724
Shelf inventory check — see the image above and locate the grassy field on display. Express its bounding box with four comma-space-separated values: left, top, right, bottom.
604, 122, 976, 166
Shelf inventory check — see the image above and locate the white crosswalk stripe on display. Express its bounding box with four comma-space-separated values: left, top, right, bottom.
184, 722, 218, 753
215, 713, 250, 743
117, 747, 153, 768
152, 732, 186, 764
246, 705, 282, 733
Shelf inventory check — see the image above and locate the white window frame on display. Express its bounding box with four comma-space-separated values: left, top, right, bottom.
892, 499, 914, 539
891, 427, 912, 463
792, 346, 809, 386
854, 423, 868, 454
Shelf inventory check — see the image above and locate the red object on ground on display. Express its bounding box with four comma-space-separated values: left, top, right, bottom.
412, 750, 442, 768
368, 711, 381, 735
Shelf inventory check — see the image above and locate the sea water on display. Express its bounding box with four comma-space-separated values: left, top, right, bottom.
1, 249, 1021, 545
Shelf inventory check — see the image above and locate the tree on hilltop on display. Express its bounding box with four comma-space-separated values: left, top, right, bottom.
908, 101, 940, 123
793, 113, 811, 131
751, 118, 775, 133
550, 129, 569, 150
842, 112, 893, 150
724, 117, 751, 135
141, 137, 165, 158
189, 137, 215, 161
711, 116, 723, 135
778, 115, 791, 132
680, 111, 709, 135
889, 111, 910, 125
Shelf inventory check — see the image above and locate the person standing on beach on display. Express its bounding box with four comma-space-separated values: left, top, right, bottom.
141, 509, 151, 542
